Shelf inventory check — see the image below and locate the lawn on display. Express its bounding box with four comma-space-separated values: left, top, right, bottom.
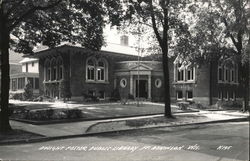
9, 100, 196, 124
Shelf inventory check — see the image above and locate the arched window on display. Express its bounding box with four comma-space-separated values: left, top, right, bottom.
51, 58, 57, 81
97, 60, 105, 81
87, 58, 95, 81
44, 59, 51, 81
57, 57, 63, 80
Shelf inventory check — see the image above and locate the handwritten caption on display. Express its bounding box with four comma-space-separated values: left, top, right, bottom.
38, 144, 232, 152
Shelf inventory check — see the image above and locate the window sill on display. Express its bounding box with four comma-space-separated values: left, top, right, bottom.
217, 81, 239, 85
43, 80, 63, 83
173, 81, 196, 84
85, 80, 110, 84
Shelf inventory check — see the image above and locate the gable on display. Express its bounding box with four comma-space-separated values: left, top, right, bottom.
130, 63, 153, 71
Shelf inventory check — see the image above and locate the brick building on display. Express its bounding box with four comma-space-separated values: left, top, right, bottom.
169, 55, 242, 105
32, 45, 242, 105
33, 45, 140, 100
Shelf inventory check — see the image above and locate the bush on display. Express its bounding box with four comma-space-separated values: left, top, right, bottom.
63, 109, 82, 119
216, 100, 242, 109
23, 81, 33, 100
10, 92, 24, 100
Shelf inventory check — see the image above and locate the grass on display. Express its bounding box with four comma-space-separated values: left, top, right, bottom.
0, 129, 44, 144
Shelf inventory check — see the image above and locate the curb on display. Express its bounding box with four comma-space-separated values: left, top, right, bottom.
1, 117, 248, 146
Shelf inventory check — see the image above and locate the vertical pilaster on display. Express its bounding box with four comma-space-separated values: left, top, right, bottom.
130, 74, 133, 95
148, 74, 151, 99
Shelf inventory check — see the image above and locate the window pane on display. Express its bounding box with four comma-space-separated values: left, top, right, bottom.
187, 91, 193, 99
219, 68, 222, 81
99, 91, 105, 99
177, 91, 182, 99
35, 78, 39, 89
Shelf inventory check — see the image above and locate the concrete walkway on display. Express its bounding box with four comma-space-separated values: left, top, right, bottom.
9, 110, 249, 139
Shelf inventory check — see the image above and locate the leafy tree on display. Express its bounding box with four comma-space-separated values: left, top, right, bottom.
188, 0, 249, 110
0, 0, 122, 132
23, 80, 33, 100
123, 0, 192, 117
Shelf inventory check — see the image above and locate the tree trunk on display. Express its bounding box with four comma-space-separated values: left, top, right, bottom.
242, 62, 249, 112
0, 8, 12, 133
162, 46, 172, 118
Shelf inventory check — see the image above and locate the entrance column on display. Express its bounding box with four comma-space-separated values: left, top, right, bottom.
148, 74, 151, 99
130, 74, 133, 95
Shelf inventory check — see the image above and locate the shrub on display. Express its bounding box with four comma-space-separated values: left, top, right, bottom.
63, 109, 82, 119
23, 81, 33, 100
216, 100, 242, 109
10, 92, 24, 100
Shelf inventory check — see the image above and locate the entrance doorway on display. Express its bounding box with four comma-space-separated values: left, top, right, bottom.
135, 80, 148, 98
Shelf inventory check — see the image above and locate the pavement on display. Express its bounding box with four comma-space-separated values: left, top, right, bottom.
0, 106, 248, 145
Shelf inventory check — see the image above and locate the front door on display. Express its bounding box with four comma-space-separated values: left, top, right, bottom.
135, 80, 148, 98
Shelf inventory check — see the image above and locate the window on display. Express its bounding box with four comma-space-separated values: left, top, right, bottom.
57, 58, 63, 80
177, 69, 184, 81
218, 91, 223, 100
86, 57, 108, 82
47, 68, 51, 81
97, 61, 105, 81
174, 61, 195, 82
98, 91, 105, 99
18, 78, 25, 89
88, 90, 95, 96
177, 91, 183, 100
51, 59, 57, 80
87, 59, 95, 81
233, 91, 236, 101
231, 69, 235, 82
44, 60, 51, 81
187, 91, 193, 100
225, 91, 229, 101
155, 79, 162, 88
187, 67, 194, 81
26, 63, 28, 72
225, 68, 229, 82
35, 78, 39, 89
120, 35, 129, 46
11, 79, 17, 91
120, 78, 127, 88
218, 67, 223, 81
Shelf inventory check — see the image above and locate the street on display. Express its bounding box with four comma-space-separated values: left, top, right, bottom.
0, 122, 249, 161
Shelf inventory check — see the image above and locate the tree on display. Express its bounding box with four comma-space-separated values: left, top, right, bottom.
123, 0, 191, 117
0, 0, 122, 132
188, 0, 249, 111
23, 80, 33, 100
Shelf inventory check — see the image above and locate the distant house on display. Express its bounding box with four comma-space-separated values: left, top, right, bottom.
9, 58, 39, 95
0, 63, 22, 90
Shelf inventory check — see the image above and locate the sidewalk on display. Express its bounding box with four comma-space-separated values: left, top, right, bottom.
1, 109, 248, 145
